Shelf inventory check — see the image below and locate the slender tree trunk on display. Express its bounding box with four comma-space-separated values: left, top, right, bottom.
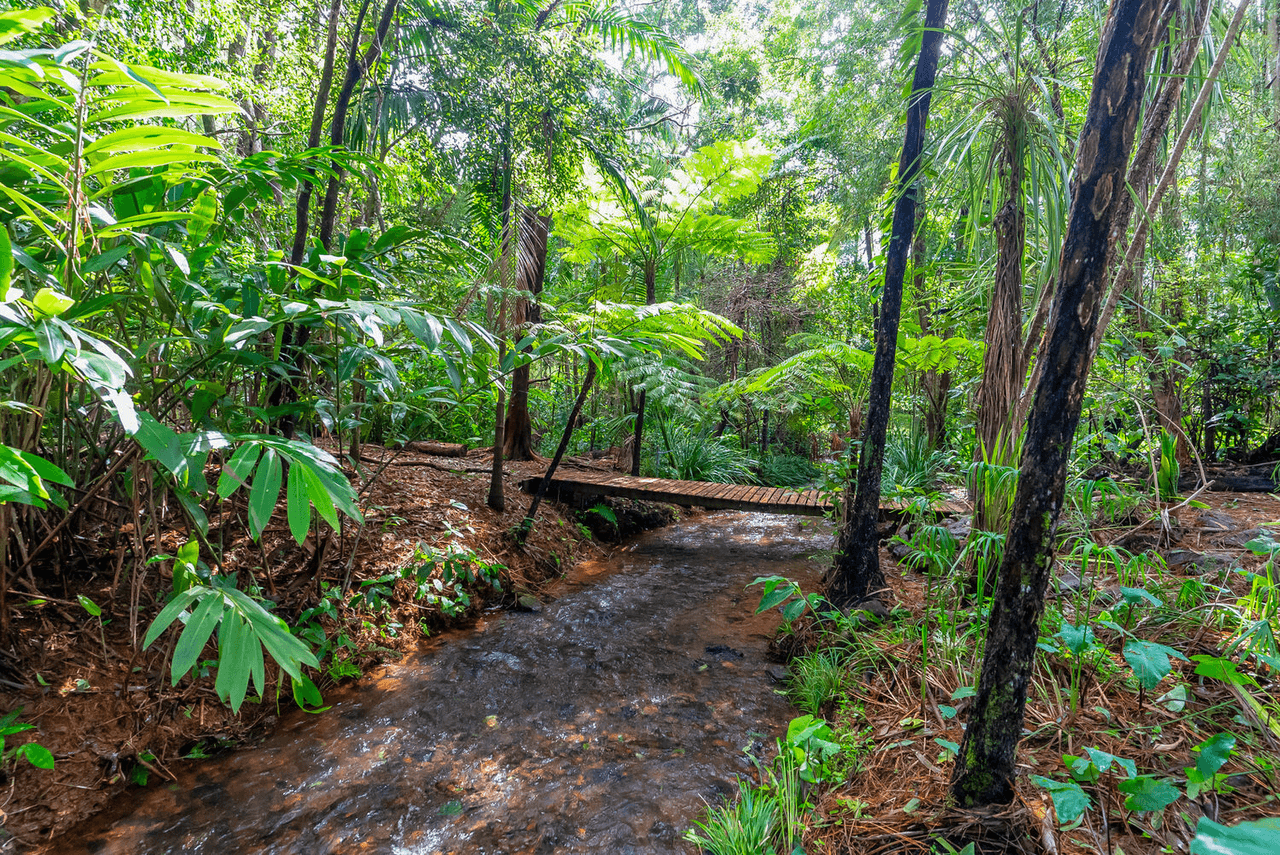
826, 0, 949, 611
1091, 0, 1250, 357
504, 210, 551, 460
951, 0, 1169, 807
318, 0, 400, 250
269, 0, 342, 438
630, 257, 659, 476
487, 125, 514, 512
520, 359, 598, 539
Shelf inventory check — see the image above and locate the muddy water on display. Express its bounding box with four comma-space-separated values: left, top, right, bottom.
56, 512, 829, 855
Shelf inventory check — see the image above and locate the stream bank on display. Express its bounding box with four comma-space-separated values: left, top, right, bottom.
44, 512, 830, 854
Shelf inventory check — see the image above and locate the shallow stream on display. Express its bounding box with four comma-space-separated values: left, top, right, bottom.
56, 512, 829, 854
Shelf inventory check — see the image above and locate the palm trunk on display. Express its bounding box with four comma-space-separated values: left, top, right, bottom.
972, 123, 1027, 533
951, 0, 1169, 807
504, 210, 551, 460
826, 0, 949, 611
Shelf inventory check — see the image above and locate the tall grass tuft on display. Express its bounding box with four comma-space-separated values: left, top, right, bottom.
683, 780, 779, 855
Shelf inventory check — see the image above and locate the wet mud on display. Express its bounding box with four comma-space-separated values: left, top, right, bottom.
51, 512, 830, 854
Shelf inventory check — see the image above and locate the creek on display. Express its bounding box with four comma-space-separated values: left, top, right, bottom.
55, 512, 830, 854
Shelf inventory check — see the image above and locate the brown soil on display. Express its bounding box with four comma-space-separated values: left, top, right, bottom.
0, 445, 661, 850
795, 490, 1280, 855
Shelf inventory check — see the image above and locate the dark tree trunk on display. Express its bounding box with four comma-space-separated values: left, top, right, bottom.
826, 0, 949, 611
951, 0, 1170, 808
520, 359, 598, 540
318, 0, 400, 250
631, 390, 646, 477
504, 210, 551, 460
630, 257, 659, 476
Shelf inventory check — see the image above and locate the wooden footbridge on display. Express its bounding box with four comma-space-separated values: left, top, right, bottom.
520, 467, 968, 518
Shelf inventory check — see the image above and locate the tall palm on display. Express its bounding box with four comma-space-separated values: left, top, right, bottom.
934, 8, 1073, 532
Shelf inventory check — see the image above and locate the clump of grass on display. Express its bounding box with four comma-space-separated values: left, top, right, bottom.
684, 780, 778, 855
653, 419, 756, 483
787, 646, 850, 716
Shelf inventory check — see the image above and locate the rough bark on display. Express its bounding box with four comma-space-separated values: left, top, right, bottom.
826, 0, 949, 611
950, 0, 1170, 808
972, 112, 1028, 534
1091, 0, 1250, 357
503, 210, 551, 460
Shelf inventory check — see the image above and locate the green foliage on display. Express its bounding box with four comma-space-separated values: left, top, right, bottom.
787, 648, 848, 717
757, 454, 817, 488
1156, 430, 1180, 502
652, 418, 754, 483
143, 542, 320, 713
0, 708, 53, 771
749, 575, 825, 626
1190, 817, 1280, 855
683, 779, 779, 855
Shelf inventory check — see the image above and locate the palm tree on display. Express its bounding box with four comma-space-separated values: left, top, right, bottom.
933, 7, 1073, 534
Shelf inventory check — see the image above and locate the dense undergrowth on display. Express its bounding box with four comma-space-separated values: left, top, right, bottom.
689, 463, 1280, 855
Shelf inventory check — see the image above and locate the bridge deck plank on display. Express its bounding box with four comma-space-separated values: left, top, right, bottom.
520, 471, 967, 519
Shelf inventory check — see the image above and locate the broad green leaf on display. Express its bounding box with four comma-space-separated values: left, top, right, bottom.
1118, 775, 1180, 812
1194, 733, 1236, 779
76, 594, 100, 617
216, 442, 261, 498
85, 148, 220, 177
1031, 775, 1091, 824
32, 287, 72, 318
169, 591, 223, 682
83, 125, 220, 155
292, 675, 328, 713
285, 461, 310, 545
247, 448, 281, 539
0, 227, 11, 292
134, 414, 187, 480
1124, 640, 1186, 691
756, 579, 795, 613
1057, 622, 1095, 656
1190, 817, 1280, 855
1119, 586, 1162, 608
142, 588, 201, 648
15, 742, 54, 769
1191, 655, 1258, 687
781, 597, 807, 622
187, 188, 218, 243
215, 610, 254, 712
298, 461, 339, 531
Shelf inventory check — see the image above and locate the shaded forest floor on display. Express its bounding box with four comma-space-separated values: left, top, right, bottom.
0, 444, 675, 849
783, 489, 1280, 855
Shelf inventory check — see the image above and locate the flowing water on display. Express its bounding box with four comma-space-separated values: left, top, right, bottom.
55, 512, 830, 855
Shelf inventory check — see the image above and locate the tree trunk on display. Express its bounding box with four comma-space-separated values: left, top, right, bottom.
318, 0, 400, 250
520, 359, 598, 540
631, 390, 646, 477
270, 0, 342, 438
826, 0, 949, 611
950, 0, 1168, 808
503, 210, 551, 460
630, 256, 659, 476
971, 120, 1028, 535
